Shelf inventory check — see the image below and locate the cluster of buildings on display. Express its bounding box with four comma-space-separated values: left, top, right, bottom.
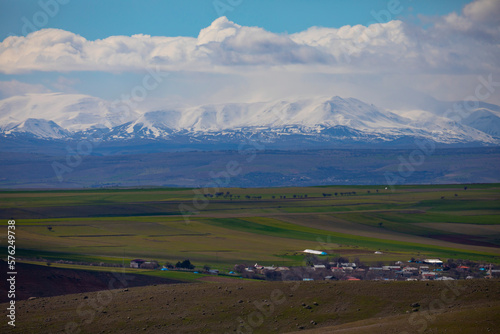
130, 259, 159, 269
240, 258, 500, 281
130, 255, 500, 282
247, 263, 291, 274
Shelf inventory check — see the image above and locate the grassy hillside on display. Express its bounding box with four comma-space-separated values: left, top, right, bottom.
1, 278, 498, 333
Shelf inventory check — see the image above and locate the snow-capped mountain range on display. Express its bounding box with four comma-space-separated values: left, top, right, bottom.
1, 92, 499, 147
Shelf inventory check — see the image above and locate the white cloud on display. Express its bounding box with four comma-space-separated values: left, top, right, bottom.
463, 0, 500, 24
437, 0, 500, 42
0, 1, 498, 108
197, 16, 241, 45
0, 6, 498, 76
0, 28, 199, 73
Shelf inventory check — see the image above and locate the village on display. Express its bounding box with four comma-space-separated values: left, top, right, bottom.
240, 258, 500, 282
129, 249, 500, 282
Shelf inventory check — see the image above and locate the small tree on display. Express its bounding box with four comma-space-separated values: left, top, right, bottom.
265, 270, 281, 281
176, 259, 195, 270
47, 226, 53, 232
305, 254, 318, 266
203, 264, 211, 272
234, 264, 246, 273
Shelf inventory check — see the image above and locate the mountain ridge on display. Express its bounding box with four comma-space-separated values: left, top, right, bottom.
1, 93, 499, 147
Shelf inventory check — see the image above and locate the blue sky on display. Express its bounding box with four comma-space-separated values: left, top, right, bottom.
1, 0, 471, 40
0, 0, 498, 108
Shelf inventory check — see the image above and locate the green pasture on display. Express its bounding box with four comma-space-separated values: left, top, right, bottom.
1, 184, 499, 268
17, 260, 221, 283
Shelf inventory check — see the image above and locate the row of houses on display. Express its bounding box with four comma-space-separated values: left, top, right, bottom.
248, 263, 290, 274
246, 258, 500, 281
130, 259, 159, 269
130, 257, 499, 282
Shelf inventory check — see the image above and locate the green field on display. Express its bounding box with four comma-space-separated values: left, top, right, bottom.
1, 184, 499, 270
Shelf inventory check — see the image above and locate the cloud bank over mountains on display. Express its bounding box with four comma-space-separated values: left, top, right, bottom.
0, 0, 498, 108
1, 0, 499, 75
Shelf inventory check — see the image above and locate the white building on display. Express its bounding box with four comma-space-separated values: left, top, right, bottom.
303, 249, 327, 255
340, 262, 357, 268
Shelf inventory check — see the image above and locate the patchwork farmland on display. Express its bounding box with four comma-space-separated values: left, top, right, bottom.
1, 183, 499, 333
1, 184, 499, 269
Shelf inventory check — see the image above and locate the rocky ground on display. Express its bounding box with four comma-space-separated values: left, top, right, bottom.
1, 266, 498, 333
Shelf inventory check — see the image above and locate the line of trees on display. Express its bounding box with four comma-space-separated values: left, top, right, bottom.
201, 189, 395, 200
323, 192, 357, 197
164, 259, 195, 270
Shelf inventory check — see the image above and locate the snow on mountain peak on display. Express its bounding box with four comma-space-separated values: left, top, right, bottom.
0, 93, 138, 133
0, 92, 498, 145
